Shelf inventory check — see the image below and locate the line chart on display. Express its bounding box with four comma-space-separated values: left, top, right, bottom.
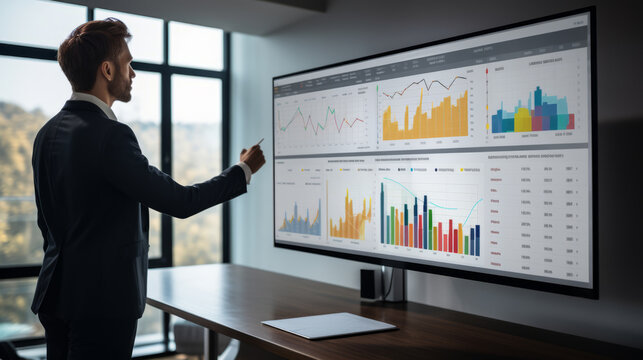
278, 106, 365, 135
274, 86, 372, 155
382, 177, 457, 210
382, 76, 467, 99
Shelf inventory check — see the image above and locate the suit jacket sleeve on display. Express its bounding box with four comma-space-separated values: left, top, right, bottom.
32, 130, 49, 252
35, 187, 49, 252
101, 122, 247, 218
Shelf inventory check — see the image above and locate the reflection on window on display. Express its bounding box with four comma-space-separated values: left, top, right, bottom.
0, 279, 43, 341
94, 9, 163, 64
169, 21, 223, 71
171, 75, 222, 265
0, 0, 86, 49
0, 56, 71, 267
112, 71, 163, 259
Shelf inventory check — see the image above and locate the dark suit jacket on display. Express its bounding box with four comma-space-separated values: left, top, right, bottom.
31, 100, 247, 320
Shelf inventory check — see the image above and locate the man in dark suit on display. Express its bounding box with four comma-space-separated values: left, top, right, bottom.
31, 18, 265, 359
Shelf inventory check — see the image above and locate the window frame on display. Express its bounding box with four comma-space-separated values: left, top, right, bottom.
0, 6, 231, 356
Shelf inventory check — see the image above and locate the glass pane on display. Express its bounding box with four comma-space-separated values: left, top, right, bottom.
171, 75, 222, 265
94, 9, 163, 64
169, 21, 223, 71
0, 56, 71, 267
134, 306, 163, 347
0, 278, 43, 341
0, 279, 162, 345
112, 71, 162, 259
0, 0, 86, 49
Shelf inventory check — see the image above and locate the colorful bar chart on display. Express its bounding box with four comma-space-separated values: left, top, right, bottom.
279, 199, 322, 236
492, 86, 575, 133
330, 189, 372, 240
380, 183, 480, 256
382, 87, 468, 140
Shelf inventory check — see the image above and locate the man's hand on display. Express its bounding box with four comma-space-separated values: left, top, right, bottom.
240, 144, 265, 174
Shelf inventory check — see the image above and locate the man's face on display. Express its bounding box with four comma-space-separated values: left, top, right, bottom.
108, 42, 135, 103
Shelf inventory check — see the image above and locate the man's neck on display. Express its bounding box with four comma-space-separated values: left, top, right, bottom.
83, 88, 114, 107
70, 92, 118, 121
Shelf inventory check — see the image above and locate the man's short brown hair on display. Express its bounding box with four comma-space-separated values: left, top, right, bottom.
58, 18, 131, 92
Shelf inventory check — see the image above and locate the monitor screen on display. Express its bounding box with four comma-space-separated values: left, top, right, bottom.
272, 8, 596, 298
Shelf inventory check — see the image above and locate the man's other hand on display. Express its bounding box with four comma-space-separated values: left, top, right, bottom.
240, 145, 265, 174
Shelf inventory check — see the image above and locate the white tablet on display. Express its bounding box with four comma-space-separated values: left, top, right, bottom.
262, 312, 397, 340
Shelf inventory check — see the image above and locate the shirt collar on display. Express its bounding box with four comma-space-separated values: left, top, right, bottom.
70, 92, 117, 121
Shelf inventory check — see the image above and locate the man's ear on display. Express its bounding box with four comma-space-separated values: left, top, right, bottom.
100, 61, 114, 82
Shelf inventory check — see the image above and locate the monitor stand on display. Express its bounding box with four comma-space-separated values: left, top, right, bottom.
381, 266, 406, 303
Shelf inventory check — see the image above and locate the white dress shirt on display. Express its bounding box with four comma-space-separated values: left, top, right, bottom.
69, 92, 252, 184
70, 91, 117, 120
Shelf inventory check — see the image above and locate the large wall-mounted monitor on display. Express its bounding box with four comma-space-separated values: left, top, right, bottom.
272, 8, 597, 298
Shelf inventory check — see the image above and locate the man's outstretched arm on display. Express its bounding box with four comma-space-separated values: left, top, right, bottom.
102, 122, 265, 218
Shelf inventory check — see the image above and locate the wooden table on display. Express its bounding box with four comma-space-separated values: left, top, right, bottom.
146, 264, 639, 359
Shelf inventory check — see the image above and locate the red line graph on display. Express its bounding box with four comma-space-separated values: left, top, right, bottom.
382, 76, 467, 99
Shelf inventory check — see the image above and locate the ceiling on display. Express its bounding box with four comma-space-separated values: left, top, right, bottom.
54, 0, 327, 35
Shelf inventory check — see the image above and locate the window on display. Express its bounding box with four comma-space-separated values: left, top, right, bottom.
0, 56, 71, 267
112, 71, 163, 259
0, 2, 229, 356
0, 279, 42, 341
169, 21, 224, 71
0, 0, 86, 49
94, 9, 163, 64
172, 75, 223, 265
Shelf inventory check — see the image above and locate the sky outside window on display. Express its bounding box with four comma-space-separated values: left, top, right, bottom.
170, 21, 224, 71
0, 0, 86, 49
94, 8, 164, 64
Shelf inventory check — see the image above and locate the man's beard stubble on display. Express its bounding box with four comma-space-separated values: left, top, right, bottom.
108, 63, 132, 103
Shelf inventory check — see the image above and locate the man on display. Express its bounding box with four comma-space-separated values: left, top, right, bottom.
31, 18, 265, 359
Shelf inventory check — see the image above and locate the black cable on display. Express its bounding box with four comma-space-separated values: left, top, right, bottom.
382, 267, 396, 301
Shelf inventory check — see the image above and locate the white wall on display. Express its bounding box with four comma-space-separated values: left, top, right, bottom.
229, 0, 643, 349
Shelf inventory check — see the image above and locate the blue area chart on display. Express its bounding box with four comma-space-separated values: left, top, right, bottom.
279, 199, 322, 236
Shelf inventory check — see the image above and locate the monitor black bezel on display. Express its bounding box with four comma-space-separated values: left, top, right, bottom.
272, 7, 598, 299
